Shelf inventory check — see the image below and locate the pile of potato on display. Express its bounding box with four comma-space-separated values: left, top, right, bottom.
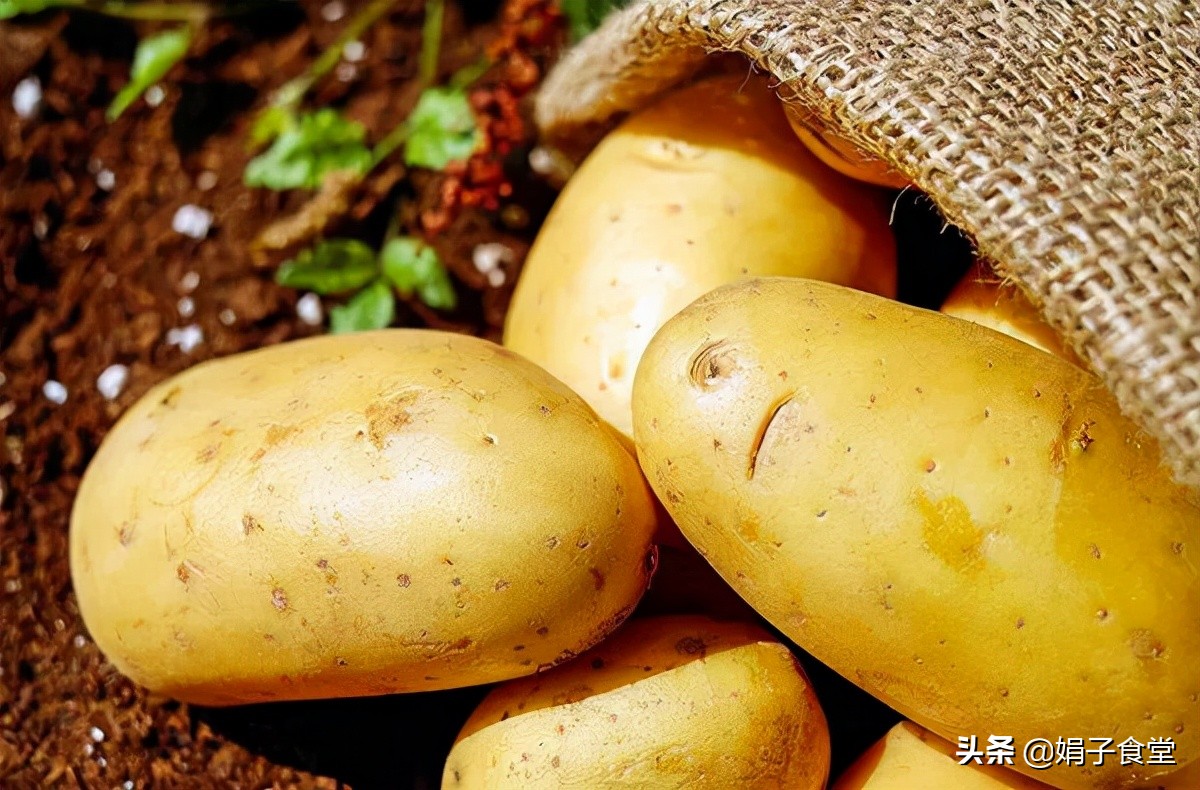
69, 73, 1198, 789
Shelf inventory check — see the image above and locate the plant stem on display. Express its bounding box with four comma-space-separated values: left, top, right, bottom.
419, 0, 444, 87
74, 0, 271, 22
371, 120, 411, 166
271, 0, 400, 109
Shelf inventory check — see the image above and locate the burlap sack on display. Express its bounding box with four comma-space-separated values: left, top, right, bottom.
534, 0, 1200, 491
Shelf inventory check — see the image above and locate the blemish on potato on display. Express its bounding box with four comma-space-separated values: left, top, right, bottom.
924, 459, 937, 473
1096, 608, 1111, 623
195, 444, 220, 463
1171, 541, 1184, 554
674, 636, 708, 656
915, 490, 985, 574
451, 577, 462, 587
396, 573, 411, 588
158, 387, 182, 408
689, 340, 738, 389
494, 579, 509, 591
545, 536, 559, 550
1129, 629, 1166, 660
588, 568, 606, 590
482, 433, 498, 446
1088, 543, 1102, 559
242, 514, 262, 535
1016, 617, 1025, 629
117, 522, 135, 546
265, 424, 300, 446
364, 391, 419, 449
271, 588, 288, 612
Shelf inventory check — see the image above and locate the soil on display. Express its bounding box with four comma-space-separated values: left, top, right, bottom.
0, 2, 975, 787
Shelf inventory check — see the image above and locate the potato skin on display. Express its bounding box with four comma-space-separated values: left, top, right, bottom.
443, 615, 830, 789
782, 105, 911, 190
70, 330, 658, 706
941, 260, 1081, 365
632, 278, 1199, 790
504, 72, 896, 437
834, 722, 1052, 789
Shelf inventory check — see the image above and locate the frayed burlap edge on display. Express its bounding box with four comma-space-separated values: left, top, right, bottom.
534, 0, 1200, 491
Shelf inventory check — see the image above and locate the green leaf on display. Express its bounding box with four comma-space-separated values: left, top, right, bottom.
249, 104, 297, 148
330, 279, 395, 333
275, 239, 379, 294
380, 236, 457, 310
107, 26, 193, 121
244, 108, 373, 191
0, 0, 64, 20
404, 87, 481, 171
559, 0, 631, 42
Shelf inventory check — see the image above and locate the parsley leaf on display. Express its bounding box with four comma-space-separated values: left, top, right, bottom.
275, 239, 379, 294
404, 87, 481, 170
560, 0, 631, 42
330, 279, 395, 333
381, 237, 457, 310
107, 26, 193, 121
244, 108, 373, 191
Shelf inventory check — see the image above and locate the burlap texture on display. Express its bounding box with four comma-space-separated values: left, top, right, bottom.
534, 0, 1200, 490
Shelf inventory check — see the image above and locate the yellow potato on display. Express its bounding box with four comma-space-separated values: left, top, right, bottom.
70, 330, 658, 706
782, 105, 912, 190
941, 260, 1081, 365
834, 722, 1053, 789
632, 277, 1199, 790
505, 72, 897, 437
443, 615, 829, 789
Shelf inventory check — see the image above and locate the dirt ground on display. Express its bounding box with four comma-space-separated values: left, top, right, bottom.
0, 2, 975, 787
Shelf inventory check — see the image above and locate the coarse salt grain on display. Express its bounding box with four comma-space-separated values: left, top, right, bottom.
96, 170, 116, 191
177, 296, 195, 318
196, 171, 218, 191
89, 726, 105, 742
96, 364, 129, 401
321, 0, 345, 21
12, 77, 42, 119
172, 204, 213, 239
219, 308, 237, 326
486, 268, 507, 288
166, 325, 204, 353
472, 242, 514, 274
43, 380, 68, 405
336, 63, 357, 83
74, 634, 88, 648
144, 85, 166, 107
296, 293, 323, 326
343, 40, 366, 62
180, 271, 201, 292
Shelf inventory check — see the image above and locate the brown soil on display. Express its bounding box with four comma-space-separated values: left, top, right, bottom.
1, 2, 560, 787
0, 1, 974, 787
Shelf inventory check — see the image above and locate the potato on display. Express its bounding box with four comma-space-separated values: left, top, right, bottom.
782, 105, 912, 190
443, 615, 829, 789
941, 260, 1081, 364
69, 330, 658, 706
834, 722, 1052, 789
631, 277, 1199, 789
504, 72, 897, 437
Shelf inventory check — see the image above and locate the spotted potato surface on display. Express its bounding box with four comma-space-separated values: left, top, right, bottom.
632, 278, 1200, 790
70, 330, 658, 705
